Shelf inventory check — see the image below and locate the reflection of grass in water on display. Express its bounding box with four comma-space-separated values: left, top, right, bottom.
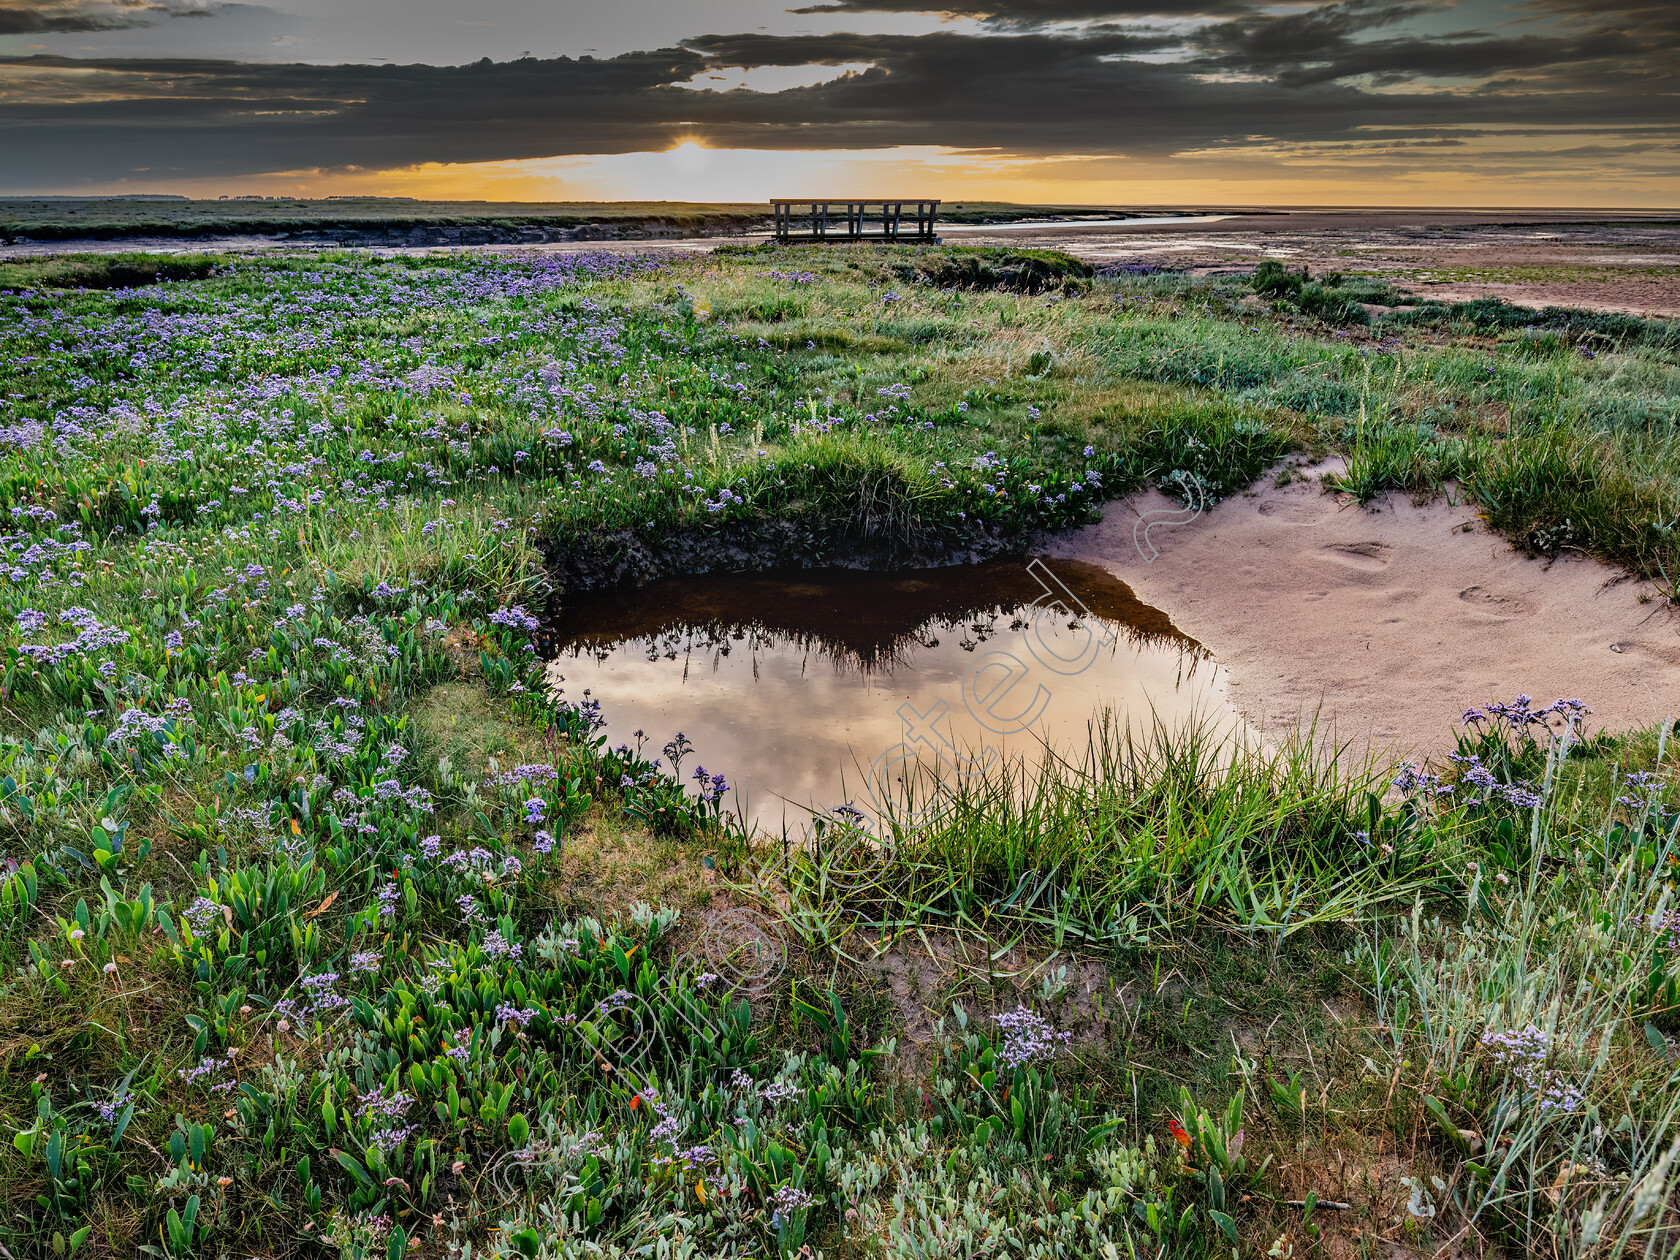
550, 559, 1203, 675
567, 611, 1010, 676
566, 604, 1212, 679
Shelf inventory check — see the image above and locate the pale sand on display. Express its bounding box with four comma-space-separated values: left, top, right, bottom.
1049, 458, 1680, 759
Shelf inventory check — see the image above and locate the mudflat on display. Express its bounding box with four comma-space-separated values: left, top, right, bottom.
10, 206, 1679, 318
946, 208, 1680, 317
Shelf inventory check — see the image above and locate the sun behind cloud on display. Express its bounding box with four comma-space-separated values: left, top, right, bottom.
666, 141, 711, 177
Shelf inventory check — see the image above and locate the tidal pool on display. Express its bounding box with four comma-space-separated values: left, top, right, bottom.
545, 558, 1236, 833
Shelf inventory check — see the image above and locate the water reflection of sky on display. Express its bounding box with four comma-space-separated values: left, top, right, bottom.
544, 558, 1236, 835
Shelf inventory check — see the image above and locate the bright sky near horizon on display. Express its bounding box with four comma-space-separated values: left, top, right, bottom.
1, 0, 1676, 205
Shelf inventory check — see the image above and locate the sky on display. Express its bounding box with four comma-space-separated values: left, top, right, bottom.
0, 0, 1676, 205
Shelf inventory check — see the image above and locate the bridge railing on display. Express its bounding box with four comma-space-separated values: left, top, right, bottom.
770, 200, 940, 243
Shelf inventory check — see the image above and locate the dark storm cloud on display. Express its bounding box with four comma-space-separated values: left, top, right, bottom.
1187, 0, 1678, 89
1, 0, 1677, 187
0, 7, 118, 33
0, 37, 1373, 183
0, 0, 202, 34
1527, 0, 1680, 36
786, 0, 1253, 23
682, 27, 1171, 68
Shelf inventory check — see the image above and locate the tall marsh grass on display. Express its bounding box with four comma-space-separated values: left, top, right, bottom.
788, 715, 1437, 955
1351, 722, 1680, 1256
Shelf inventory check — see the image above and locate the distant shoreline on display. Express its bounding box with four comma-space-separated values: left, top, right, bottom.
0, 199, 1673, 268
1, 198, 1673, 252
0, 197, 1207, 246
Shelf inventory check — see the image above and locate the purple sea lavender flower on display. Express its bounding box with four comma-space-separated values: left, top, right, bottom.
992, 1004, 1070, 1071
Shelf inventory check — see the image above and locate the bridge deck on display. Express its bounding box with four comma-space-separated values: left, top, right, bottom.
771, 200, 940, 243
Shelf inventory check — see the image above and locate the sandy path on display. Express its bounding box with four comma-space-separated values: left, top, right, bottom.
1049, 459, 1680, 758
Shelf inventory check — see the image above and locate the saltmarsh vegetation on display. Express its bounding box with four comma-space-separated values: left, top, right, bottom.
0, 242, 1674, 1258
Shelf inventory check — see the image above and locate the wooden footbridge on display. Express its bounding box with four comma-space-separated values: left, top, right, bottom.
771, 200, 940, 244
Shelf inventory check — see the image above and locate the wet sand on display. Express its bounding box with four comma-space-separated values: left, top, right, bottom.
1052, 458, 1680, 758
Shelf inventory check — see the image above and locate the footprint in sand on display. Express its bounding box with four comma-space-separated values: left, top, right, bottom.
1458, 585, 1532, 618
1318, 542, 1393, 573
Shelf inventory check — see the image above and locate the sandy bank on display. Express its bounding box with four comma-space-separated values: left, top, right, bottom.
1050, 460, 1680, 757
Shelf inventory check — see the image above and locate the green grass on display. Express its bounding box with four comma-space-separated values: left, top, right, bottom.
0, 243, 1678, 1259
789, 715, 1409, 948
0, 200, 771, 242
0, 254, 223, 291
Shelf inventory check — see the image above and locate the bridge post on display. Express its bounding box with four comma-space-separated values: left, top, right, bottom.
768, 199, 939, 243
